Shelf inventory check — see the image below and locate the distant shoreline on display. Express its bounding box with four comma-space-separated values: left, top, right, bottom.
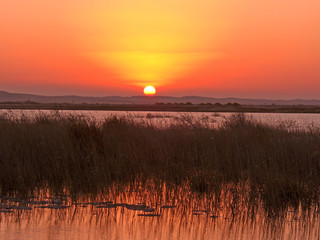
1, 102, 320, 113
2, 91, 320, 106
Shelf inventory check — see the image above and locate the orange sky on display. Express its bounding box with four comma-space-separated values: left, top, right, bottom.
1, 0, 319, 98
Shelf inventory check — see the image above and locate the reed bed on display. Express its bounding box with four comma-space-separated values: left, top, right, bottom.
0, 112, 320, 212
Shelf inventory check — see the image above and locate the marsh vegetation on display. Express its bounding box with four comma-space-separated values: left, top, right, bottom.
1, 112, 320, 215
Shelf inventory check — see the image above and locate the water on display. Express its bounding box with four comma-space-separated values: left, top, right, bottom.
1, 109, 320, 130
1, 185, 319, 240
1, 109, 320, 239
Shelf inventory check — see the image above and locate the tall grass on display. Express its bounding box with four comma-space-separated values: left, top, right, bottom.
0, 112, 320, 211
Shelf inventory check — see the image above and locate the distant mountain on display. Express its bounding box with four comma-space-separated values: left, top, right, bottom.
0, 91, 320, 105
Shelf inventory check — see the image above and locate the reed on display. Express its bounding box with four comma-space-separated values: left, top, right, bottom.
0, 112, 320, 211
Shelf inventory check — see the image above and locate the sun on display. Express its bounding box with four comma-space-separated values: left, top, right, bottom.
144, 86, 156, 96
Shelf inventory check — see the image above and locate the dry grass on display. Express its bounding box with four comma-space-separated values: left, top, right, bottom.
1, 112, 320, 211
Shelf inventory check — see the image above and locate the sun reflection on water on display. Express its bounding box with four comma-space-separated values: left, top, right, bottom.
1, 183, 319, 240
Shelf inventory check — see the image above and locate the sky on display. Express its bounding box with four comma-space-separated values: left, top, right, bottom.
0, 0, 319, 99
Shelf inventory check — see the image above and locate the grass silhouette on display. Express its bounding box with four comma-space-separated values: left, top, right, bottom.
1, 112, 320, 212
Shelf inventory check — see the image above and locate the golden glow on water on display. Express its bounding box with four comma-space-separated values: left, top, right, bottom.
1, 183, 320, 240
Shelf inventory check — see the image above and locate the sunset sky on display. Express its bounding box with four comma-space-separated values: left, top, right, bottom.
1, 0, 319, 98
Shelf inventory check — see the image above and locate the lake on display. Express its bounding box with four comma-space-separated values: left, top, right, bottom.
1, 109, 320, 130
1, 184, 319, 240
1, 109, 320, 239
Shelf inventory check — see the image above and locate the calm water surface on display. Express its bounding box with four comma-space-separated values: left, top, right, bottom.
1, 109, 320, 130
1, 184, 320, 240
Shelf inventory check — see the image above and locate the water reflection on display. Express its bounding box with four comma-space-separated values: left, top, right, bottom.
1, 109, 320, 131
1, 184, 319, 240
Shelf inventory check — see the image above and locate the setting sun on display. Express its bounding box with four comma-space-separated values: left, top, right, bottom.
144, 86, 156, 96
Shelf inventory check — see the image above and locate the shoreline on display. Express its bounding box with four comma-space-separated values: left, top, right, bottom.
1, 102, 320, 113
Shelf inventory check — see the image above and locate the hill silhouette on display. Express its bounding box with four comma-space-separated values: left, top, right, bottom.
0, 91, 319, 106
